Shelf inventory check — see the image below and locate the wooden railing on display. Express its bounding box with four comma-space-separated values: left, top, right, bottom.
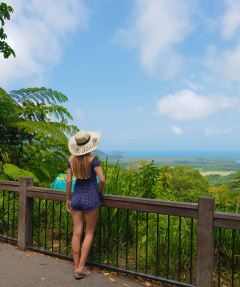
1, 177, 240, 287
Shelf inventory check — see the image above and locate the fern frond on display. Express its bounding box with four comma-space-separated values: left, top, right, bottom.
49, 121, 78, 136
47, 104, 73, 121
3, 163, 39, 183
9, 120, 68, 145
19, 142, 69, 183
9, 88, 69, 105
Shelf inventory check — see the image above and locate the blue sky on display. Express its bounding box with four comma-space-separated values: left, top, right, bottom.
1, 0, 240, 152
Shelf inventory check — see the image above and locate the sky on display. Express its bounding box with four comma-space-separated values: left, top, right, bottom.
1, 0, 240, 153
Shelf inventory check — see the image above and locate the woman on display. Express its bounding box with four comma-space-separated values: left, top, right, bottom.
66, 130, 105, 279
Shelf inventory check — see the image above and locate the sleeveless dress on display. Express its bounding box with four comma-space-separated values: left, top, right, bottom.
67, 156, 101, 212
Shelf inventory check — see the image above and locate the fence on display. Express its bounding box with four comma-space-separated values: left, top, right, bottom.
0, 177, 240, 287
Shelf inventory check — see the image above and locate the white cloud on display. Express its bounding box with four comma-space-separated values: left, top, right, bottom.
205, 126, 233, 136
75, 109, 85, 120
182, 79, 204, 91
205, 43, 240, 82
205, 0, 240, 82
114, 0, 196, 78
156, 89, 238, 121
170, 125, 183, 136
0, 0, 89, 88
221, 0, 240, 38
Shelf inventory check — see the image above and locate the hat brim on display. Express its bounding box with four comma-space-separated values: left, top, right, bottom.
68, 131, 100, 156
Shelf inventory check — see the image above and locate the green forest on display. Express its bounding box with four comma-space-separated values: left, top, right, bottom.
1, 87, 240, 285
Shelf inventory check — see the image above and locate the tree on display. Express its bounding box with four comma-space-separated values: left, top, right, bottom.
0, 2, 15, 58
0, 87, 78, 185
222, 171, 240, 212
133, 161, 160, 198
155, 165, 210, 202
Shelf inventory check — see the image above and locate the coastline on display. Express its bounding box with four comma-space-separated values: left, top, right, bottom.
106, 156, 240, 173
117, 150, 240, 158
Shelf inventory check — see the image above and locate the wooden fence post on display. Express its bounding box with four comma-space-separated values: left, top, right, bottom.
196, 196, 215, 287
18, 177, 34, 251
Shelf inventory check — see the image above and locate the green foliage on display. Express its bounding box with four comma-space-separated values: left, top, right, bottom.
154, 165, 210, 202
220, 172, 240, 212
0, 87, 78, 184
126, 159, 149, 171
102, 159, 210, 203
3, 163, 39, 183
133, 161, 160, 198
0, 2, 15, 58
228, 171, 240, 191
9, 87, 69, 104
206, 173, 237, 187
207, 172, 240, 212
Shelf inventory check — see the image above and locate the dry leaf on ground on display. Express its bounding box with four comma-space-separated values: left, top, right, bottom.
146, 283, 151, 287
109, 277, 117, 283
25, 254, 31, 256
104, 272, 111, 276
40, 278, 46, 280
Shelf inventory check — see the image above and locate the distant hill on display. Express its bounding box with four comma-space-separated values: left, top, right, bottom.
92, 149, 108, 158
93, 149, 123, 160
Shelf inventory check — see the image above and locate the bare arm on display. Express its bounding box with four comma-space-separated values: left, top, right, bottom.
94, 166, 105, 194
66, 168, 72, 201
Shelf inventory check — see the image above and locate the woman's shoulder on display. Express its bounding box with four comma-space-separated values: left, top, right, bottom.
67, 158, 71, 168
91, 156, 101, 167
90, 155, 98, 163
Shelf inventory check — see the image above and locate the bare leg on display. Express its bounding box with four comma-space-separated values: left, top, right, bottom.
76, 207, 99, 273
71, 210, 84, 272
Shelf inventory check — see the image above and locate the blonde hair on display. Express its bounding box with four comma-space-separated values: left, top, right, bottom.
69, 153, 91, 179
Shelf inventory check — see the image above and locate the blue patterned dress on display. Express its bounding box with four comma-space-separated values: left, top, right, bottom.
67, 156, 101, 212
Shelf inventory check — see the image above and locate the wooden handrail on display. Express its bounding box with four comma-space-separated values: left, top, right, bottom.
101, 194, 198, 218
214, 211, 240, 229
1, 179, 240, 228
0, 180, 19, 192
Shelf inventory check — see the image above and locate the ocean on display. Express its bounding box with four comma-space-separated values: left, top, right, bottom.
121, 150, 240, 158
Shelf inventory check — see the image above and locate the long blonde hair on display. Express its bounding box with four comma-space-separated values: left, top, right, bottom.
69, 153, 91, 179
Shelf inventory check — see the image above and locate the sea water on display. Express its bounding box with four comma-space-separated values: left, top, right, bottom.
121, 150, 240, 158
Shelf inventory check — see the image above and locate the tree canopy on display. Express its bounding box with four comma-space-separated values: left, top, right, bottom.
0, 2, 15, 58
0, 87, 78, 186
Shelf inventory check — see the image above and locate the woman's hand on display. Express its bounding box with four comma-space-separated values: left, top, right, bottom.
66, 200, 72, 213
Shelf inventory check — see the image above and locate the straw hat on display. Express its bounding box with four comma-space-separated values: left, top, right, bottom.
68, 130, 100, 156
